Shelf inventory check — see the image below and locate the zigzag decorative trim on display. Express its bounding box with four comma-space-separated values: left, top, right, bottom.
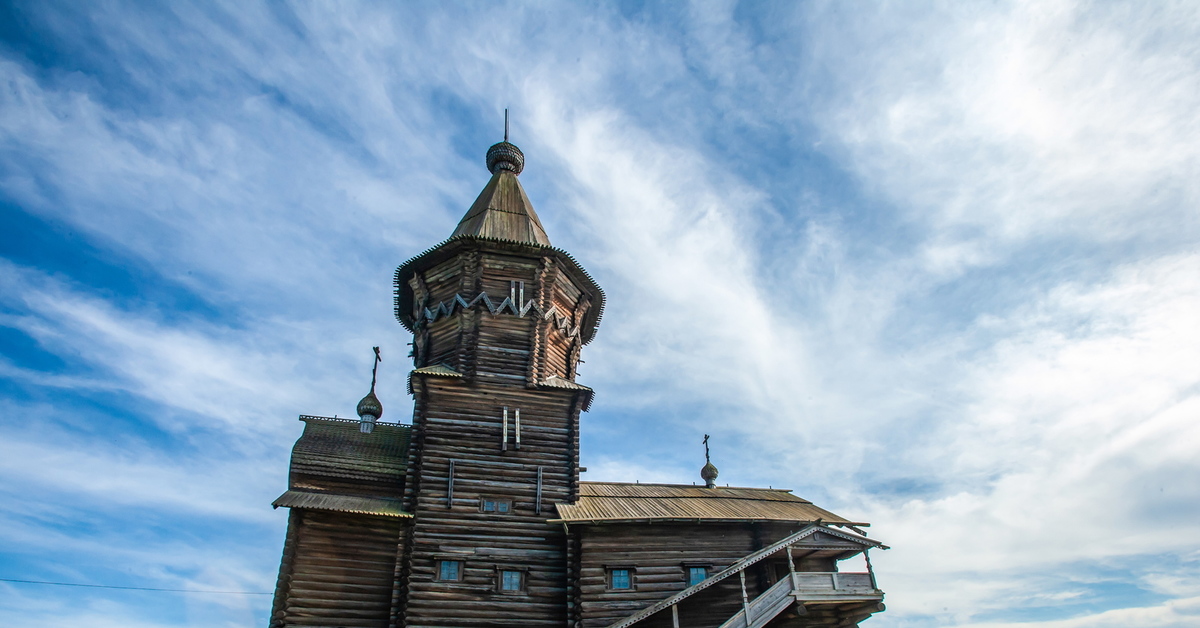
419, 289, 583, 339
393, 235, 606, 344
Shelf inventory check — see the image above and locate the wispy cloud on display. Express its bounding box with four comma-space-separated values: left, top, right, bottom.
1, 1, 1197, 626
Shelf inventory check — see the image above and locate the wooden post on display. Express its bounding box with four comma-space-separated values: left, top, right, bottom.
671, 604, 679, 628
515, 408, 521, 449
502, 407, 508, 451
865, 548, 877, 590
447, 460, 455, 509
787, 545, 797, 592
740, 570, 751, 627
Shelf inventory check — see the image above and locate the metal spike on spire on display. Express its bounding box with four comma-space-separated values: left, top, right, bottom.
504, 108, 509, 143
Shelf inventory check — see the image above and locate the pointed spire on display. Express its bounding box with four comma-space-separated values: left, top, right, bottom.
450, 112, 551, 246
357, 347, 383, 434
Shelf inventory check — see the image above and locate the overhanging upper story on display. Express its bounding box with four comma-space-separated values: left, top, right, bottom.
272, 415, 412, 519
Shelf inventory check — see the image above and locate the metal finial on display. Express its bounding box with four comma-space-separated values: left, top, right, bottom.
486, 112, 524, 175
370, 346, 381, 392
701, 434, 718, 488
357, 347, 384, 433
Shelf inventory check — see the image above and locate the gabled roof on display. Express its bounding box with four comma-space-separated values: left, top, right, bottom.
552, 482, 866, 526
289, 415, 411, 483
451, 170, 551, 246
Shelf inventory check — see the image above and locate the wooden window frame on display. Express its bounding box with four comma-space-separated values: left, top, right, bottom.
495, 566, 529, 594
480, 497, 513, 514
435, 559, 464, 582
684, 564, 711, 587
605, 566, 636, 591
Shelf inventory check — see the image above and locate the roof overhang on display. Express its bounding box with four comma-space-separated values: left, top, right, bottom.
272, 490, 412, 519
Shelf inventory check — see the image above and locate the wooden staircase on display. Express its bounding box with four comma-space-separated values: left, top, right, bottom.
603, 524, 886, 628
718, 575, 796, 628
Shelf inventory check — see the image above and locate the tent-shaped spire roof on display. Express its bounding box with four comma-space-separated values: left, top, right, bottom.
450, 136, 551, 246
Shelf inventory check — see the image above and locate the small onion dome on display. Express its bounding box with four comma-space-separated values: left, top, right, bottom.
486, 141, 524, 175
357, 390, 383, 419
701, 461, 719, 489
357, 390, 382, 434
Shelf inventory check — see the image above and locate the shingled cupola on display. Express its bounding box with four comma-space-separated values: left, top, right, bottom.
393, 132, 604, 386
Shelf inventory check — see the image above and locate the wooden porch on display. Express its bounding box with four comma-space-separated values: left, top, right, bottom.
603, 524, 886, 628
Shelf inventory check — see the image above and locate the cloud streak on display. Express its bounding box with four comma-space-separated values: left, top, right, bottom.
0, 1, 1197, 626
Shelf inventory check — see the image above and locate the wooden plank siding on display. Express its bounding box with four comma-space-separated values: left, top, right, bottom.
400, 372, 587, 627
573, 523, 842, 628
406, 249, 592, 389
274, 510, 406, 628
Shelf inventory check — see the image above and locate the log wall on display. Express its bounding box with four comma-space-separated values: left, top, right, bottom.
573, 523, 833, 628
273, 510, 406, 628
400, 376, 584, 628
406, 248, 592, 386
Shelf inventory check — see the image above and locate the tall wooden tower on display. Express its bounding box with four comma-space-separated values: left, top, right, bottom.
392, 137, 602, 627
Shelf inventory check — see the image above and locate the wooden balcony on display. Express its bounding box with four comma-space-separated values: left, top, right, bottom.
792, 571, 882, 600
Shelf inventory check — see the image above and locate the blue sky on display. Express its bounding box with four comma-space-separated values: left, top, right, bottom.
1, 1, 1199, 626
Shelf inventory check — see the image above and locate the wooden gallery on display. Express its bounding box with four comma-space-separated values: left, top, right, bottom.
268, 136, 889, 628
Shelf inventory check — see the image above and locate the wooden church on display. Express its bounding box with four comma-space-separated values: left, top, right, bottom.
268, 132, 889, 628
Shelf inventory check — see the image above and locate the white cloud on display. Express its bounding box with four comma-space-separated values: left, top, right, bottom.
963, 595, 1200, 628
2, 2, 1199, 627
810, 0, 1200, 258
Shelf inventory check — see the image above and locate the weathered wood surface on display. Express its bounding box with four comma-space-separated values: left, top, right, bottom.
405, 248, 592, 388
269, 196, 888, 628
575, 524, 759, 628
575, 522, 866, 628
400, 371, 586, 627
273, 510, 405, 627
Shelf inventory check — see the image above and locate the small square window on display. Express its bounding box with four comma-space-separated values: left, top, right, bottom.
687, 566, 708, 587
500, 570, 523, 592
608, 568, 632, 590
437, 560, 462, 581
481, 498, 512, 513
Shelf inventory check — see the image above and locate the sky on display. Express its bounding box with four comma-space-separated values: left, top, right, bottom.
0, 1, 1198, 626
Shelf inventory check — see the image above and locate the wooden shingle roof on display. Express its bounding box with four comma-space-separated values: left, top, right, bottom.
552, 482, 865, 526
451, 170, 551, 245
272, 490, 411, 518
289, 415, 411, 484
